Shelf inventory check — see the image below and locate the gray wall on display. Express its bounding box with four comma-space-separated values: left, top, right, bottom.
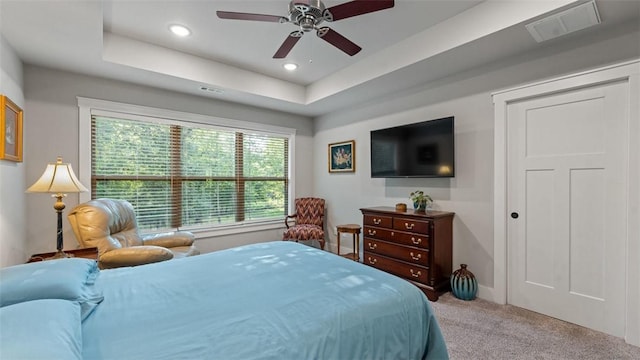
0, 35, 26, 267
23, 66, 314, 257
313, 20, 640, 297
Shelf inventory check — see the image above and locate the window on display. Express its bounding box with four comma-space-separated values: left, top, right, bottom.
89, 111, 291, 232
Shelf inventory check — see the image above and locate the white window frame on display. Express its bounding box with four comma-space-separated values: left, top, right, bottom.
77, 97, 296, 238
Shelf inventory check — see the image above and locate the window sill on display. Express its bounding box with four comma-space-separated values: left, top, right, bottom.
183, 220, 285, 240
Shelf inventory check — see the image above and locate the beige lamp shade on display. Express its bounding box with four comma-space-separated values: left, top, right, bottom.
27, 157, 88, 194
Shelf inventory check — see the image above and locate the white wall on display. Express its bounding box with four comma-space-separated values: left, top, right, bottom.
23, 66, 314, 258
313, 20, 640, 297
0, 34, 26, 266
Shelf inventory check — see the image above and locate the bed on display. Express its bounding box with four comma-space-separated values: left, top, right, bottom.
0, 241, 448, 359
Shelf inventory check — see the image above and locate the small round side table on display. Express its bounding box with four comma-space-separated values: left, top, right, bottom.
336, 224, 361, 262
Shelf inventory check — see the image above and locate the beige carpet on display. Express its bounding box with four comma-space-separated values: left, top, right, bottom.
430, 293, 640, 360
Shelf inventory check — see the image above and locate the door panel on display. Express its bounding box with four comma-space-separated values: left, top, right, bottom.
569, 168, 605, 300
524, 169, 555, 288
525, 95, 606, 157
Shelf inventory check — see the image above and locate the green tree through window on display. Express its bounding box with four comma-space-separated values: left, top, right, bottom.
92, 116, 289, 231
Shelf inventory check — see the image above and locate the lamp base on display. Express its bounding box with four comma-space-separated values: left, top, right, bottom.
49, 250, 74, 259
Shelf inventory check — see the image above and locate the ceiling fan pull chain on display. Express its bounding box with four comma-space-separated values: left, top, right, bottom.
309, 34, 314, 65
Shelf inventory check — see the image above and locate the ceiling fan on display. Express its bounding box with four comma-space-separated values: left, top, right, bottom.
216, 0, 395, 59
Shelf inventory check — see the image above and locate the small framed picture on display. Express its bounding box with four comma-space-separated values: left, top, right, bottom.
0, 95, 23, 162
328, 140, 355, 173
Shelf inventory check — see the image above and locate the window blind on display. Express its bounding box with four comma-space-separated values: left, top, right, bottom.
91, 115, 289, 231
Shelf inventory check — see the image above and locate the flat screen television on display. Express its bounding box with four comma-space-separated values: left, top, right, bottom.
370, 116, 455, 178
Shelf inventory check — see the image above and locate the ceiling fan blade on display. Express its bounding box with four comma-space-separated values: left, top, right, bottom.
273, 31, 304, 59
216, 11, 286, 23
325, 0, 394, 21
316, 27, 361, 56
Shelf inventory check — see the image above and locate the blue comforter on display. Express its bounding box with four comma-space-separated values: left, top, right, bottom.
82, 241, 448, 359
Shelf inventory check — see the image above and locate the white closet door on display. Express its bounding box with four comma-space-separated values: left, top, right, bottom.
507, 80, 628, 337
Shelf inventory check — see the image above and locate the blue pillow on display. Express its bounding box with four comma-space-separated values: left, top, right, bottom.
0, 299, 83, 359
0, 258, 103, 319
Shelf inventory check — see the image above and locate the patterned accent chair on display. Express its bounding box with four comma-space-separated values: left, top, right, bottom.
283, 197, 326, 250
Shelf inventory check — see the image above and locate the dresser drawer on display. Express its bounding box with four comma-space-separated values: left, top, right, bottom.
364, 214, 393, 228
393, 217, 430, 233
364, 226, 429, 249
388, 230, 429, 250
364, 238, 429, 266
363, 225, 394, 240
363, 252, 430, 284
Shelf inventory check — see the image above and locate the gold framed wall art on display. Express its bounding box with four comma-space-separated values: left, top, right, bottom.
328, 140, 355, 173
1, 95, 24, 162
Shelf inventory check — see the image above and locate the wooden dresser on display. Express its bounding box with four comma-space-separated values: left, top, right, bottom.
360, 207, 454, 301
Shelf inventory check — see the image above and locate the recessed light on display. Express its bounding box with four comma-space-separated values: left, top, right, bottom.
283, 63, 298, 71
169, 24, 191, 37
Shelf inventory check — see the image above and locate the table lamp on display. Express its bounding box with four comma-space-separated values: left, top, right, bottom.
27, 156, 88, 258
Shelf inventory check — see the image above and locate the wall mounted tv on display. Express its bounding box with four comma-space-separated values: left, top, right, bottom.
370, 116, 455, 178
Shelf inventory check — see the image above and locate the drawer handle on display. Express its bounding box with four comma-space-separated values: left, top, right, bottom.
373, 218, 381, 225
411, 237, 422, 245
410, 269, 421, 278
368, 229, 377, 236
405, 223, 414, 230
410, 252, 421, 261
368, 243, 377, 250
367, 257, 377, 265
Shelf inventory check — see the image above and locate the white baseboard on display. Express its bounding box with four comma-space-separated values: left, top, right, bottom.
477, 285, 503, 304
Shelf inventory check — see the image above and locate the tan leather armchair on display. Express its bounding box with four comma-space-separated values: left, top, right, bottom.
68, 198, 199, 269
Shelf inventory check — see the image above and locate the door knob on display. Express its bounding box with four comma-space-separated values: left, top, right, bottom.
511, 212, 519, 219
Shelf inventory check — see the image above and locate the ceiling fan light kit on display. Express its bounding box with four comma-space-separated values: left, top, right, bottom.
217, 0, 394, 59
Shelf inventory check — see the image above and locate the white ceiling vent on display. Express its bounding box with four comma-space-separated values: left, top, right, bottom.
526, 0, 601, 43
199, 86, 225, 95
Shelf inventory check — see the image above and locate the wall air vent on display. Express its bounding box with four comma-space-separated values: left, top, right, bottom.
526, 0, 601, 43
199, 86, 225, 95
